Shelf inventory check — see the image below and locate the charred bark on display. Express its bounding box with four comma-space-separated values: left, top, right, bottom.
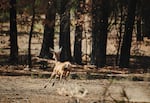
119, 0, 137, 68
74, 0, 85, 64
40, 0, 56, 59
59, 0, 72, 62
91, 0, 109, 67
9, 0, 18, 64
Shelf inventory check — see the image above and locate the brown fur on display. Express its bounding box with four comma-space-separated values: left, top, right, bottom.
44, 61, 71, 88
51, 61, 71, 80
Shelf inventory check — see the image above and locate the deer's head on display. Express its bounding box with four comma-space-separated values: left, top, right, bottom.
50, 47, 62, 61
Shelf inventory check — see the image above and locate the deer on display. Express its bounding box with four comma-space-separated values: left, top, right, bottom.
44, 47, 72, 88
50, 47, 62, 61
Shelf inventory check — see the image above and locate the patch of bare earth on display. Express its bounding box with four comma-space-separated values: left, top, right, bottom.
0, 75, 149, 103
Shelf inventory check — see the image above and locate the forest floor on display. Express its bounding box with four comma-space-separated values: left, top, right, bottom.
0, 75, 150, 103
0, 33, 150, 103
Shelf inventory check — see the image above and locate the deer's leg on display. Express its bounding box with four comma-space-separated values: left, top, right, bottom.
44, 72, 55, 88
60, 72, 63, 81
61, 73, 66, 85
52, 74, 57, 86
66, 71, 70, 79
64, 71, 70, 81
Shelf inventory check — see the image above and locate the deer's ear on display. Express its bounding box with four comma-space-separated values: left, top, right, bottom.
58, 47, 62, 52
49, 47, 54, 52
64, 63, 69, 68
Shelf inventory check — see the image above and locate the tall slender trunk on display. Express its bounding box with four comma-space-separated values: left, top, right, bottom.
91, 0, 109, 67
40, 0, 56, 59
9, 0, 18, 64
115, 3, 124, 65
74, 0, 85, 64
119, 0, 137, 68
59, 0, 72, 62
28, 0, 35, 68
142, 0, 150, 38
136, 16, 143, 41
136, 0, 143, 41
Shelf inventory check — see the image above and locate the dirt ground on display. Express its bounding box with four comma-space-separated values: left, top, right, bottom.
0, 63, 149, 103
0, 74, 150, 103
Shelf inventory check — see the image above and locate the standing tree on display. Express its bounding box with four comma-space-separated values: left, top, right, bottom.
119, 0, 137, 68
59, 0, 72, 62
91, 0, 109, 67
9, 0, 18, 64
39, 0, 56, 59
28, 0, 35, 68
74, 0, 85, 64
141, 0, 150, 38
136, 0, 143, 41
115, 0, 127, 65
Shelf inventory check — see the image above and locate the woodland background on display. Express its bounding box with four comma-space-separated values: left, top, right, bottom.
0, 0, 150, 70
0, 0, 150, 103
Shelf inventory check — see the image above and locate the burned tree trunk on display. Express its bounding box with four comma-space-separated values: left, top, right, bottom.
40, 0, 56, 59
59, 0, 72, 62
91, 0, 109, 67
9, 0, 18, 64
28, 0, 35, 68
119, 0, 137, 68
74, 0, 85, 64
136, 16, 143, 41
